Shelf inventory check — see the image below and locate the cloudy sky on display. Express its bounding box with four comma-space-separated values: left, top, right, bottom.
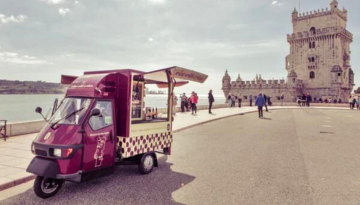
0, 0, 359, 95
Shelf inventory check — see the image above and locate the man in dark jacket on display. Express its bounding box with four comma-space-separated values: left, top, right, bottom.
208, 89, 215, 114
306, 93, 312, 107
263, 94, 268, 112
255, 92, 266, 118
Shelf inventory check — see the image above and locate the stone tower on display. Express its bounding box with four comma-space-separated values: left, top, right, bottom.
286, 0, 354, 100
222, 70, 231, 99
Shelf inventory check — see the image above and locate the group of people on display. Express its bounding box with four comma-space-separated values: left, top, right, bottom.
227, 93, 244, 108
177, 92, 199, 115
348, 95, 360, 109
227, 93, 273, 108
297, 93, 312, 107
174, 90, 216, 115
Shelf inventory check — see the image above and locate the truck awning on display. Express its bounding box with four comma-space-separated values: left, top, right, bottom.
61, 75, 78, 85
140, 66, 208, 84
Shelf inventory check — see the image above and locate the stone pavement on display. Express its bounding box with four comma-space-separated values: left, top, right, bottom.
0, 105, 349, 191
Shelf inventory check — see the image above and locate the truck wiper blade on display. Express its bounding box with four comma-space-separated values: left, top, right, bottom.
51, 107, 85, 128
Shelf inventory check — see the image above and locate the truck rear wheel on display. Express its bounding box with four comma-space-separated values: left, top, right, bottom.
34, 176, 63, 198
138, 153, 155, 174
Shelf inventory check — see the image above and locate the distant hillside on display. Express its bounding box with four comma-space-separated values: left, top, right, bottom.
0, 79, 65, 94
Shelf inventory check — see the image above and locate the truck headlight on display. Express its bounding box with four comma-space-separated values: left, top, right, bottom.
53, 148, 62, 157
53, 148, 73, 158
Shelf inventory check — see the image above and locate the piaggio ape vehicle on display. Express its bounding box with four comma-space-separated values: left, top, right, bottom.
27, 66, 208, 198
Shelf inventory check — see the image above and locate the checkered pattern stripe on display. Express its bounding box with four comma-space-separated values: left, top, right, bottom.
119, 132, 173, 158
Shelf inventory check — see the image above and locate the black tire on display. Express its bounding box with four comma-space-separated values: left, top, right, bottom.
34, 176, 63, 199
138, 153, 155, 174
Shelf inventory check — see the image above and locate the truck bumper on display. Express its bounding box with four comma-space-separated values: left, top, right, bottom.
27, 156, 82, 183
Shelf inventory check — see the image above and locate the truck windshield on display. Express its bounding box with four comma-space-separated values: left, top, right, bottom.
49, 98, 92, 125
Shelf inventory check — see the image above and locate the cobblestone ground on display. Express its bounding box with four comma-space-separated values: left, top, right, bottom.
1, 109, 360, 205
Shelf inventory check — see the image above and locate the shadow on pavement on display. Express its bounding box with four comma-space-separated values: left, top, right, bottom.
1, 156, 195, 205
260, 117, 272, 120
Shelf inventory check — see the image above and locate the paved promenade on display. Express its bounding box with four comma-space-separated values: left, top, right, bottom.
0, 105, 349, 192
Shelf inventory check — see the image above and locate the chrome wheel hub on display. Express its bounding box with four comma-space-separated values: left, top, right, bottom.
41, 178, 59, 194
143, 155, 154, 171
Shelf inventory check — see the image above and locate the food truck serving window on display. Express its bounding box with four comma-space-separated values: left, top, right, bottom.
50, 98, 91, 125
89, 101, 113, 130
131, 77, 169, 124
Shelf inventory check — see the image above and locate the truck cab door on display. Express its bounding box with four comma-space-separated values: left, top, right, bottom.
83, 100, 116, 173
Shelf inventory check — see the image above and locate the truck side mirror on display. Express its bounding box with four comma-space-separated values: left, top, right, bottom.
90, 108, 101, 117
35, 107, 48, 122
35, 107, 43, 114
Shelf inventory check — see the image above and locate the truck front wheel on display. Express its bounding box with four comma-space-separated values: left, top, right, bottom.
138, 153, 155, 174
34, 176, 63, 198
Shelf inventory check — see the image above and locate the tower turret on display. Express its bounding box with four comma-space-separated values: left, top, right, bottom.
236, 74, 242, 82
222, 70, 231, 101
330, 0, 339, 10
287, 69, 298, 86
292, 7, 298, 22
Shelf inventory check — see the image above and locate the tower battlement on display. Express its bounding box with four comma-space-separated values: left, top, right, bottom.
287, 26, 353, 42
293, 8, 347, 22
228, 77, 302, 89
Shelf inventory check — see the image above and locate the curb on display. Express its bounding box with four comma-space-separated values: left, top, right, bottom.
0, 175, 36, 192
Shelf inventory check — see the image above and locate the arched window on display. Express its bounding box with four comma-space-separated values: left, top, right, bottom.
310, 27, 316, 35
312, 42, 315, 48
309, 42, 312, 48
312, 57, 315, 62
310, 71, 315, 79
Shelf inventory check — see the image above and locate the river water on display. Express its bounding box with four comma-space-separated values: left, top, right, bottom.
0, 94, 225, 122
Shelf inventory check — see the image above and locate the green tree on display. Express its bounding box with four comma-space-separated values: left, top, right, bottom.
355, 87, 360, 94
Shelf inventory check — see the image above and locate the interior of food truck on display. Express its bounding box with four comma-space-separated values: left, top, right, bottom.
130, 70, 182, 124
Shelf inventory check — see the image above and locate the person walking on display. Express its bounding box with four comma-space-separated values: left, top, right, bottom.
348, 96, 353, 109
227, 94, 232, 107
249, 93, 253, 106
187, 96, 192, 112
255, 92, 266, 118
263, 94, 268, 112
280, 93, 284, 106
190, 92, 196, 114
352, 97, 356, 109
301, 94, 306, 107
231, 94, 236, 107
238, 92, 242, 108
208, 89, 214, 114
180, 93, 187, 112
306, 93, 312, 107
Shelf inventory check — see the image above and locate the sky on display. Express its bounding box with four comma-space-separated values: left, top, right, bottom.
0, 0, 359, 95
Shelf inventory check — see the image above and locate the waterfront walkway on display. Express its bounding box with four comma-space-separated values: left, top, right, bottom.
0, 105, 349, 192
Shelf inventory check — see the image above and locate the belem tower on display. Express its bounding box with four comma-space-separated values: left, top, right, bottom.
222, 0, 355, 102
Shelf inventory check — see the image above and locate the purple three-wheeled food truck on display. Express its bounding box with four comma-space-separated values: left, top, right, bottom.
27, 66, 208, 198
